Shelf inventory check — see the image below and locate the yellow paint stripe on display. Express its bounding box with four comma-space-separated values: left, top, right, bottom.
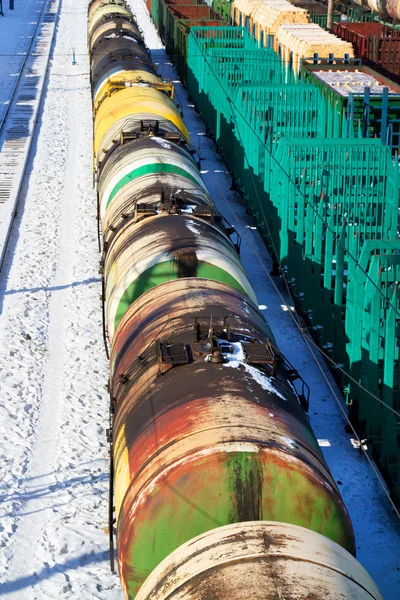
114, 423, 131, 520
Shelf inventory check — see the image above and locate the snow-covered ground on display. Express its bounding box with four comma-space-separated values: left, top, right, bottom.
0, 0, 45, 124
0, 0, 399, 598
0, 0, 122, 597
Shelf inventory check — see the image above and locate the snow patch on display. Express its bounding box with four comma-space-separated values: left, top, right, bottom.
318, 439, 332, 447
184, 218, 202, 235
222, 341, 288, 401
152, 136, 172, 149
281, 304, 295, 312
280, 436, 297, 449
242, 301, 252, 316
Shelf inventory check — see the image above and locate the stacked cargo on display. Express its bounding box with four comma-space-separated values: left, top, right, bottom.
301, 63, 400, 144
289, 0, 341, 28
250, 0, 310, 41
206, 0, 400, 82
206, 0, 400, 31
205, 0, 400, 82
231, 0, 253, 25
276, 23, 354, 72
231, 0, 310, 44
212, 0, 341, 29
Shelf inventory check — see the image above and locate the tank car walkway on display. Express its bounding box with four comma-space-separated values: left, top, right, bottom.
0, 0, 60, 270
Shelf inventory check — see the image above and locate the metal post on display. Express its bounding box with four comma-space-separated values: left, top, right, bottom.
327, 0, 334, 31
9, 0, 14, 9
347, 93, 355, 138
72, 47, 76, 65
380, 87, 389, 146
362, 86, 370, 138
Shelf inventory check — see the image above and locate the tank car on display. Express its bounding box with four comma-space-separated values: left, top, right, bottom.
88, 1, 383, 598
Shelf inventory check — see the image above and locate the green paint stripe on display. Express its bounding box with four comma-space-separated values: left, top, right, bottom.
106, 164, 200, 208
124, 450, 354, 598
113, 260, 247, 332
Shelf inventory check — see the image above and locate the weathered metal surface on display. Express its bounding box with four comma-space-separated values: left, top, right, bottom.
88, 0, 126, 20
135, 522, 383, 600
91, 34, 149, 64
110, 278, 273, 398
88, 4, 132, 35
94, 85, 189, 159
88, 0, 104, 12
91, 42, 155, 93
93, 71, 162, 113
352, 0, 389, 18
104, 214, 256, 338
100, 169, 212, 240
387, 0, 400, 19
114, 361, 354, 598
98, 137, 211, 233
89, 17, 143, 52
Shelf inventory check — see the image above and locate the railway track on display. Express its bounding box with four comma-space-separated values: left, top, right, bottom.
0, 0, 61, 271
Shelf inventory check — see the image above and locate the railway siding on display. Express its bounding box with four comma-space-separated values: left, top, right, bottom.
0, 0, 61, 271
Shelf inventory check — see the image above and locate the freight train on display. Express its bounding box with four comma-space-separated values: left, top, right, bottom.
88, 0, 384, 598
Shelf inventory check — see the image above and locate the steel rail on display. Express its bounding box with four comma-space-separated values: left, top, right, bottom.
0, 0, 62, 271
0, 0, 48, 134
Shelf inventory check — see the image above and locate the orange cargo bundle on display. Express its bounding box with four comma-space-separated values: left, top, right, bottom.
276, 23, 355, 72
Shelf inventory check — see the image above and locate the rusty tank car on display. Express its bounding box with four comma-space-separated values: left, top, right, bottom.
88, 1, 383, 598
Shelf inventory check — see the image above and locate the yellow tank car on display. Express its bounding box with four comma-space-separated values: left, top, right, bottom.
93, 71, 163, 111
94, 84, 189, 163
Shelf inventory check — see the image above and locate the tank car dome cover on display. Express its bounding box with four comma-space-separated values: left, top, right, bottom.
135, 521, 383, 600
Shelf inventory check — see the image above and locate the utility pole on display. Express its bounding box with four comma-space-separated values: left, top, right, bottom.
9, 0, 14, 9
327, 0, 334, 31
0, 0, 3, 16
